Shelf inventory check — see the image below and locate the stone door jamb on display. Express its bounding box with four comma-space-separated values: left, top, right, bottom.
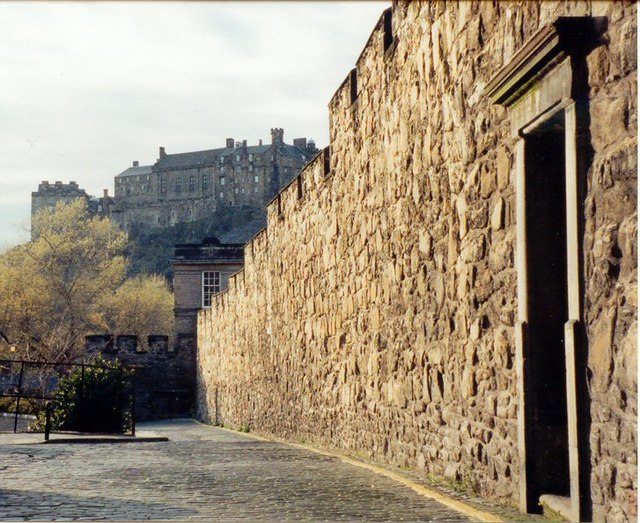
486, 17, 607, 522
515, 99, 581, 522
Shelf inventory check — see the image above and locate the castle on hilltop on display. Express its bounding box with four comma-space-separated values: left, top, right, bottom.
31, 181, 115, 224
31, 128, 318, 239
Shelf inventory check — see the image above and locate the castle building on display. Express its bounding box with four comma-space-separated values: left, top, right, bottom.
31, 181, 88, 217
112, 128, 318, 235
31, 181, 115, 238
31, 128, 318, 241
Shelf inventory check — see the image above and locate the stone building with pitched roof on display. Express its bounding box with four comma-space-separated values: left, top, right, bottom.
171, 237, 244, 340
111, 128, 317, 235
31, 128, 317, 244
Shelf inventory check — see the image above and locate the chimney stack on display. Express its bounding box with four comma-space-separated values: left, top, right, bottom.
159, 147, 166, 159
103, 189, 109, 198
226, 138, 234, 148
133, 161, 139, 167
259, 139, 263, 146
293, 138, 307, 149
271, 128, 284, 145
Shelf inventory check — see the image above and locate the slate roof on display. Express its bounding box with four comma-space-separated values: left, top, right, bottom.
153, 144, 311, 172
153, 147, 227, 171
216, 145, 273, 157
116, 165, 154, 178
173, 237, 245, 263
277, 144, 311, 160
117, 142, 314, 177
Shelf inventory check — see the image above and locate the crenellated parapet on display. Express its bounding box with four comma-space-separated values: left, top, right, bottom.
85, 333, 195, 421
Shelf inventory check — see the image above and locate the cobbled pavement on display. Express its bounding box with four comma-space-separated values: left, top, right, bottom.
0, 419, 478, 521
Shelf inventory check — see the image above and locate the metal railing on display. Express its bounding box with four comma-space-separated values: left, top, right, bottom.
0, 359, 136, 438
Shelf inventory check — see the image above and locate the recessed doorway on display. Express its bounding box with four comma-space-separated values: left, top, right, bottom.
523, 113, 571, 508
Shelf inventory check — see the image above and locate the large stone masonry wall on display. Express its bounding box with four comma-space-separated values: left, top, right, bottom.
198, 1, 636, 519
86, 334, 195, 421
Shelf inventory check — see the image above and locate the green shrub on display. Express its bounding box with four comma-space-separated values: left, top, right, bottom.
34, 356, 133, 434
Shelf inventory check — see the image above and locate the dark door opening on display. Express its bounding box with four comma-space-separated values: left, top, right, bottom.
524, 114, 571, 509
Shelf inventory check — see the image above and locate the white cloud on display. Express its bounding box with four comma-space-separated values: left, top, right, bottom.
0, 1, 388, 250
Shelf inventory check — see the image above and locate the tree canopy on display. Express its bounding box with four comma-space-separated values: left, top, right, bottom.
0, 200, 173, 361
99, 274, 174, 345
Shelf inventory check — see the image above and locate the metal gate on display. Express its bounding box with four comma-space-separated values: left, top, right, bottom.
0, 359, 136, 437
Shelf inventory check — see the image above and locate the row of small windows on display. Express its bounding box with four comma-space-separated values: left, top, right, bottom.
221, 154, 277, 164
222, 164, 260, 174
120, 158, 275, 187
117, 174, 151, 185
124, 163, 288, 194
221, 175, 260, 184
223, 153, 256, 163
119, 158, 294, 191
218, 187, 260, 199
158, 172, 263, 194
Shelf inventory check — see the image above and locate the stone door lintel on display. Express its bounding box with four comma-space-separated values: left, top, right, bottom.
486, 16, 608, 109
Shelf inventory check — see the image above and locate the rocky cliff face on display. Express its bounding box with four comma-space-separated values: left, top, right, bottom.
128, 205, 266, 277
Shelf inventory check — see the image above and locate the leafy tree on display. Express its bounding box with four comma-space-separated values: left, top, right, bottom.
0, 201, 124, 361
0, 200, 174, 362
99, 274, 174, 349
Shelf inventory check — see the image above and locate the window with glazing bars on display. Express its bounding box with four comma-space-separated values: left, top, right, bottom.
202, 271, 221, 307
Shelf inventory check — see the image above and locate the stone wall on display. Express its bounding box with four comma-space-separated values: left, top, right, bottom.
197, 2, 636, 520
31, 181, 114, 221
582, 4, 637, 518
86, 334, 195, 421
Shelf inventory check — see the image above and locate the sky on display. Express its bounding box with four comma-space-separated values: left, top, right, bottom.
0, 1, 388, 251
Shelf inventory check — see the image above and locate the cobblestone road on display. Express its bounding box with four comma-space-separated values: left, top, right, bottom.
0, 419, 476, 521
